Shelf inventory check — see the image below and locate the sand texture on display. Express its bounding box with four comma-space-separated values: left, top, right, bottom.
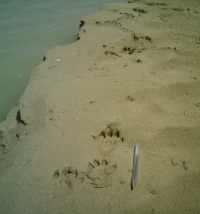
0, 0, 200, 213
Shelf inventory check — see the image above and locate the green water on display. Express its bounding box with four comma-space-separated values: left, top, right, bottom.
0, 0, 123, 122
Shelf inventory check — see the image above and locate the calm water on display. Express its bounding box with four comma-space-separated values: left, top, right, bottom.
0, 0, 123, 122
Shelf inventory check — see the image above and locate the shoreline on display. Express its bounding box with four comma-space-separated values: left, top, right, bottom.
0, 0, 200, 213
0, 27, 82, 155
0, 0, 126, 153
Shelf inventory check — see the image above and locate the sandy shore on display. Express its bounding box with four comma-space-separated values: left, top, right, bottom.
0, 0, 200, 213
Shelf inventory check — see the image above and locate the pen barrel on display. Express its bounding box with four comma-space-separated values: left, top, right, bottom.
131, 144, 140, 189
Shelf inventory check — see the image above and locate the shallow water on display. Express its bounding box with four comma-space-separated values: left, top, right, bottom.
0, 0, 123, 122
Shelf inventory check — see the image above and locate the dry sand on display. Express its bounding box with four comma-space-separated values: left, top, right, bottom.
0, 0, 200, 213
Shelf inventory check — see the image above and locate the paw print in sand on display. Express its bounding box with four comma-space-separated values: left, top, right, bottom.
86, 159, 117, 188
92, 123, 125, 155
93, 123, 124, 143
53, 166, 85, 189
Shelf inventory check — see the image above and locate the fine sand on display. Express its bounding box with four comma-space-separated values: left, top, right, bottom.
0, 0, 200, 213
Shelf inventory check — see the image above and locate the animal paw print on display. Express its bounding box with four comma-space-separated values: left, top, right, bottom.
92, 123, 125, 156
86, 159, 117, 188
93, 123, 124, 143
53, 166, 85, 189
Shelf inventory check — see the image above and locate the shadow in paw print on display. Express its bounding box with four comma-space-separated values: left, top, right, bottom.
94, 123, 124, 142
86, 159, 117, 188
146, 2, 167, 7
132, 7, 147, 15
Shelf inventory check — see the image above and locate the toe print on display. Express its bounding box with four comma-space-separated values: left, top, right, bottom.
85, 159, 117, 188
53, 166, 84, 190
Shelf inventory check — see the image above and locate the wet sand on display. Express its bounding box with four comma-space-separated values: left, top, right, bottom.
0, 0, 200, 213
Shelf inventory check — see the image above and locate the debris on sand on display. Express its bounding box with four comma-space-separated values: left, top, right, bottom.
16, 110, 27, 126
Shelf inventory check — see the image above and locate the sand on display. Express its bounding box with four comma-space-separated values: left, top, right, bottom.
0, 0, 200, 213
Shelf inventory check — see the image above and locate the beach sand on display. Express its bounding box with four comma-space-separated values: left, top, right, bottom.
0, 0, 200, 213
